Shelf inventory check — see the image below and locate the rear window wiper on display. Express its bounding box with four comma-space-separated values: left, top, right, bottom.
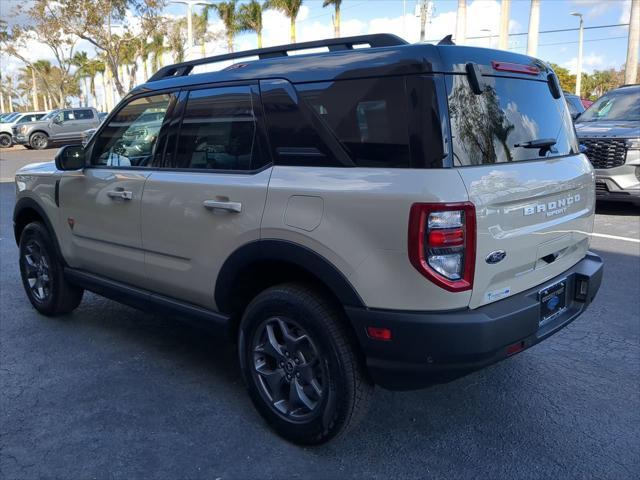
514, 138, 558, 156
514, 138, 557, 149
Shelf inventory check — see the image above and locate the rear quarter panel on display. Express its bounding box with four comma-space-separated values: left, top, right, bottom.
262, 166, 472, 310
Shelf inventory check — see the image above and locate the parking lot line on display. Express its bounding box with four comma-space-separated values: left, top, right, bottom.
591, 232, 640, 244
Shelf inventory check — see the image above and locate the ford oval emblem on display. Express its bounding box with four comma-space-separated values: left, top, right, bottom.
486, 250, 506, 264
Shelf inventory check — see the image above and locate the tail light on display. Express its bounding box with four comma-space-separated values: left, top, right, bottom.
408, 202, 476, 292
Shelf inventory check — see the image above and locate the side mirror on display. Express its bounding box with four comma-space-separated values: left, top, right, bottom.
52, 117, 62, 125
55, 145, 85, 171
572, 112, 581, 121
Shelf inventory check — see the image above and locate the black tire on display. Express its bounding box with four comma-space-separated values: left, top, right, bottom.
23, 145, 34, 150
0, 133, 12, 148
239, 283, 373, 445
29, 132, 49, 150
19, 222, 83, 316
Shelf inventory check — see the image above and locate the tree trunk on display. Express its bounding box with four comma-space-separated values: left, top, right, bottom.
107, 56, 126, 97
31, 68, 40, 110
90, 76, 97, 109
290, 17, 296, 43
128, 61, 138, 91
257, 30, 263, 48
227, 32, 233, 53
143, 57, 150, 82
0, 90, 4, 113
8, 92, 14, 112
334, 7, 340, 38
47, 94, 53, 111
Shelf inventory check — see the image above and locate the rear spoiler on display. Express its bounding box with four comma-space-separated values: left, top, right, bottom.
464, 60, 563, 99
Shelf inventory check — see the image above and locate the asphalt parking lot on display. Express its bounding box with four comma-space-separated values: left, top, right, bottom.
1, 146, 639, 479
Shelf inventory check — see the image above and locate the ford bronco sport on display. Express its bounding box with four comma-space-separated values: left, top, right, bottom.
14, 34, 603, 445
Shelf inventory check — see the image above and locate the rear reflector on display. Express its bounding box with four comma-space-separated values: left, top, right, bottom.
366, 327, 392, 341
428, 228, 464, 247
506, 341, 525, 356
491, 61, 540, 75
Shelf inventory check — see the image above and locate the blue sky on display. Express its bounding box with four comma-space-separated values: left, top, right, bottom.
1, 0, 635, 76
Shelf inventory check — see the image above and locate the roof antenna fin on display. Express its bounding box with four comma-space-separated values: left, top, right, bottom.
438, 35, 456, 46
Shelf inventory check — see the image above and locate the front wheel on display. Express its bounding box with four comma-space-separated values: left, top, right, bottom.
239, 283, 373, 445
0, 133, 12, 148
19, 222, 84, 316
29, 132, 49, 150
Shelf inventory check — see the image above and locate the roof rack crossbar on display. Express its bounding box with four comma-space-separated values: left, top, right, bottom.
147, 33, 408, 82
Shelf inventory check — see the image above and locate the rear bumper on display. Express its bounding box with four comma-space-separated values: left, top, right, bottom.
346, 252, 603, 390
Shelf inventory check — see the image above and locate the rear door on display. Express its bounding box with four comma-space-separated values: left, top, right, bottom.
140, 84, 271, 309
444, 66, 595, 309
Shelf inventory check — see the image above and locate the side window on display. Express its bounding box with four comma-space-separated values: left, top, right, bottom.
62, 110, 75, 121
170, 86, 259, 171
297, 77, 412, 168
17, 116, 31, 124
261, 79, 346, 167
74, 109, 94, 120
91, 93, 173, 168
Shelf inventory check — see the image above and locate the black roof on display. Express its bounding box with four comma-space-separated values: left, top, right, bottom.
130, 33, 553, 97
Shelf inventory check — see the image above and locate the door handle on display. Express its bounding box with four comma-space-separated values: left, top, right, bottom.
107, 190, 133, 200
203, 199, 242, 213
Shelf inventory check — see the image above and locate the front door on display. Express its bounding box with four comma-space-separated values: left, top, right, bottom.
140, 85, 271, 309
59, 92, 176, 285
49, 110, 78, 142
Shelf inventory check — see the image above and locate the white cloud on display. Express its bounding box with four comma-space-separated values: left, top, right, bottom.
570, 0, 617, 19
563, 53, 617, 74
619, 0, 633, 23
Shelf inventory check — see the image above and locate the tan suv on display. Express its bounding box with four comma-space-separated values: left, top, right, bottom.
13, 34, 603, 444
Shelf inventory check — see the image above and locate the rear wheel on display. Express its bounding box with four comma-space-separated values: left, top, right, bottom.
0, 133, 12, 148
29, 132, 49, 150
19, 222, 83, 316
239, 283, 373, 445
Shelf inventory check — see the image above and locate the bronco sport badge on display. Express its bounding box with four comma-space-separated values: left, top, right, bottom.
523, 194, 581, 217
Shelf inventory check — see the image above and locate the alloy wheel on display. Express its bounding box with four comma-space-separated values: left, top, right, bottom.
22, 240, 51, 303
0, 134, 11, 148
31, 134, 47, 149
252, 317, 326, 420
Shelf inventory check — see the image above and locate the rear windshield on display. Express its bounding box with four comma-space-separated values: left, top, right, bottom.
446, 75, 578, 166
578, 88, 640, 122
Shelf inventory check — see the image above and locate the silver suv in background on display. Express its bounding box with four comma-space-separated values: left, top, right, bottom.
0, 111, 47, 148
12, 108, 101, 150
575, 84, 640, 205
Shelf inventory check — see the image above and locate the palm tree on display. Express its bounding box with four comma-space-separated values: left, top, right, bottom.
212, 1, 241, 53
239, 0, 265, 48
266, 0, 303, 43
168, 18, 188, 63
72, 51, 92, 107
148, 33, 169, 73
322, 0, 341, 38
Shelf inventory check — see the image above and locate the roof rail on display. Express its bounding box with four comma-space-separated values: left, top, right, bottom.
148, 33, 408, 82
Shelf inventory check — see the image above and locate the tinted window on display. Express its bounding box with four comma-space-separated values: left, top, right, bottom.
170, 86, 259, 171
578, 88, 640, 122
74, 109, 94, 120
62, 110, 75, 121
17, 114, 42, 124
447, 75, 578, 165
298, 77, 412, 168
261, 79, 346, 167
91, 93, 173, 167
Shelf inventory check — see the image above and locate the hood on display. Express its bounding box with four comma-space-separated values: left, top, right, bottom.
16, 161, 58, 176
575, 120, 640, 139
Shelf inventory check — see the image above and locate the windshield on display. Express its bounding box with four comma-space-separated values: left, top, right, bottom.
578, 88, 640, 122
1, 113, 20, 123
446, 75, 578, 165
40, 110, 59, 120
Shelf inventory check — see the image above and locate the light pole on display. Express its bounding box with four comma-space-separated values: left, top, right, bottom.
170, 1, 213, 59
571, 12, 584, 97
481, 28, 494, 48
